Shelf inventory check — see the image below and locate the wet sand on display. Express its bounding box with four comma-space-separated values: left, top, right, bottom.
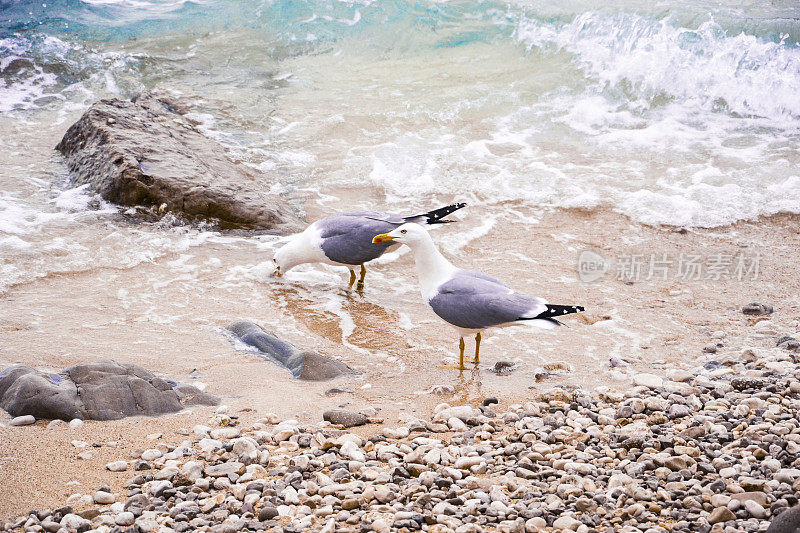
2, 206, 799, 517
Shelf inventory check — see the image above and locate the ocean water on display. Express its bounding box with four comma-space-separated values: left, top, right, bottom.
1, 0, 799, 294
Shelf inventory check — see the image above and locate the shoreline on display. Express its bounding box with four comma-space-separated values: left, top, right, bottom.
2, 207, 799, 524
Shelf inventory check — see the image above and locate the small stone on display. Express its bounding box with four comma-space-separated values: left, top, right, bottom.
708, 507, 736, 524
633, 373, 663, 389
731, 377, 765, 391
552, 515, 582, 530
341, 499, 360, 510
115, 512, 135, 526
372, 519, 390, 533
448, 417, 467, 432
482, 397, 499, 406
665, 456, 689, 471
106, 461, 128, 472
204, 462, 245, 478
322, 410, 368, 428
668, 404, 690, 419
743, 500, 766, 519
742, 302, 773, 315
140, 449, 162, 461
258, 506, 278, 521
778, 337, 800, 352
69, 419, 84, 429
492, 361, 517, 374
340, 440, 366, 462
525, 517, 547, 532
60, 513, 90, 532
93, 490, 115, 504
9, 415, 35, 426
374, 485, 394, 503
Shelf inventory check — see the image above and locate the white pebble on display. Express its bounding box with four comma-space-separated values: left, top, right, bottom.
9, 415, 35, 426
105, 460, 128, 472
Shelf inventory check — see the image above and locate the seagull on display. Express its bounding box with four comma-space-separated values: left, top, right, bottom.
272, 203, 466, 290
372, 223, 585, 370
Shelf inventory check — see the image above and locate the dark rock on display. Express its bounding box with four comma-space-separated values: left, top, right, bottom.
621, 436, 648, 450
323, 409, 368, 428
491, 361, 518, 374
777, 337, 800, 353
227, 321, 354, 381
742, 303, 773, 316
482, 397, 499, 407
258, 506, 278, 521
731, 377, 766, 391
767, 504, 800, 533
55, 89, 303, 232
0, 360, 219, 421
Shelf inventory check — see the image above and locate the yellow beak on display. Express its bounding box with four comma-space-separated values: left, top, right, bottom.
372, 233, 396, 244
275, 266, 282, 277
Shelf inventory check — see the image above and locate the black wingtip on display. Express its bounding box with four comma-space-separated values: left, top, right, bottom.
406, 202, 467, 225
527, 304, 586, 320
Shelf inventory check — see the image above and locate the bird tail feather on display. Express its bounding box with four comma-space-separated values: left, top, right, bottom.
519, 304, 584, 326
405, 203, 467, 225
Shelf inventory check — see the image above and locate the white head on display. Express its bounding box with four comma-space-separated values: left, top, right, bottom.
272, 237, 309, 277
371, 222, 433, 248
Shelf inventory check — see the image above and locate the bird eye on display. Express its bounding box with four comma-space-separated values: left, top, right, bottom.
273, 257, 277, 263
400, 229, 407, 234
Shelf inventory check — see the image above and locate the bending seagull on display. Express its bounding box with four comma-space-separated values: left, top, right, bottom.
372, 223, 584, 370
273, 203, 466, 290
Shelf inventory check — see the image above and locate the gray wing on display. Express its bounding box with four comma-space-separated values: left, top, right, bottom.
339, 211, 407, 224
317, 213, 402, 265
428, 271, 547, 330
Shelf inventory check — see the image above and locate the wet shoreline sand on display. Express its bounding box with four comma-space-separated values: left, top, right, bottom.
2, 207, 799, 518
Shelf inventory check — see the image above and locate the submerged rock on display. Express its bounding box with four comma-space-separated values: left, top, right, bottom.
0, 360, 218, 421
56, 89, 303, 233
491, 361, 518, 374
227, 321, 353, 381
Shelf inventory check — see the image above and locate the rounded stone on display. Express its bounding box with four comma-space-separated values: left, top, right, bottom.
9, 415, 35, 426
93, 491, 115, 504
258, 506, 278, 521
115, 512, 135, 526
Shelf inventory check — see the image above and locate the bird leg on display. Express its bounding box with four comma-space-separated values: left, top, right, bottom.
356, 264, 366, 291
347, 269, 357, 290
458, 337, 465, 370
473, 332, 481, 364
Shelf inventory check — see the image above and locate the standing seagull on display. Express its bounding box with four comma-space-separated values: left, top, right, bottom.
273, 203, 465, 290
372, 223, 584, 370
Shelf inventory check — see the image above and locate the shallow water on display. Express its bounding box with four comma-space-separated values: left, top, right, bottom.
1, 1, 799, 400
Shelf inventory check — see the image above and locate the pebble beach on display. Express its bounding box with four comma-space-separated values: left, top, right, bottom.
4, 313, 800, 532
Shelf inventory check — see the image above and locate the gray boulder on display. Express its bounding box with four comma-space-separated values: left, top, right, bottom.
56, 89, 304, 232
227, 321, 353, 381
768, 505, 800, 533
0, 360, 219, 421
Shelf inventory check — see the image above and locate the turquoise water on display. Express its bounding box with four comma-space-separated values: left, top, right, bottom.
1, 0, 799, 236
